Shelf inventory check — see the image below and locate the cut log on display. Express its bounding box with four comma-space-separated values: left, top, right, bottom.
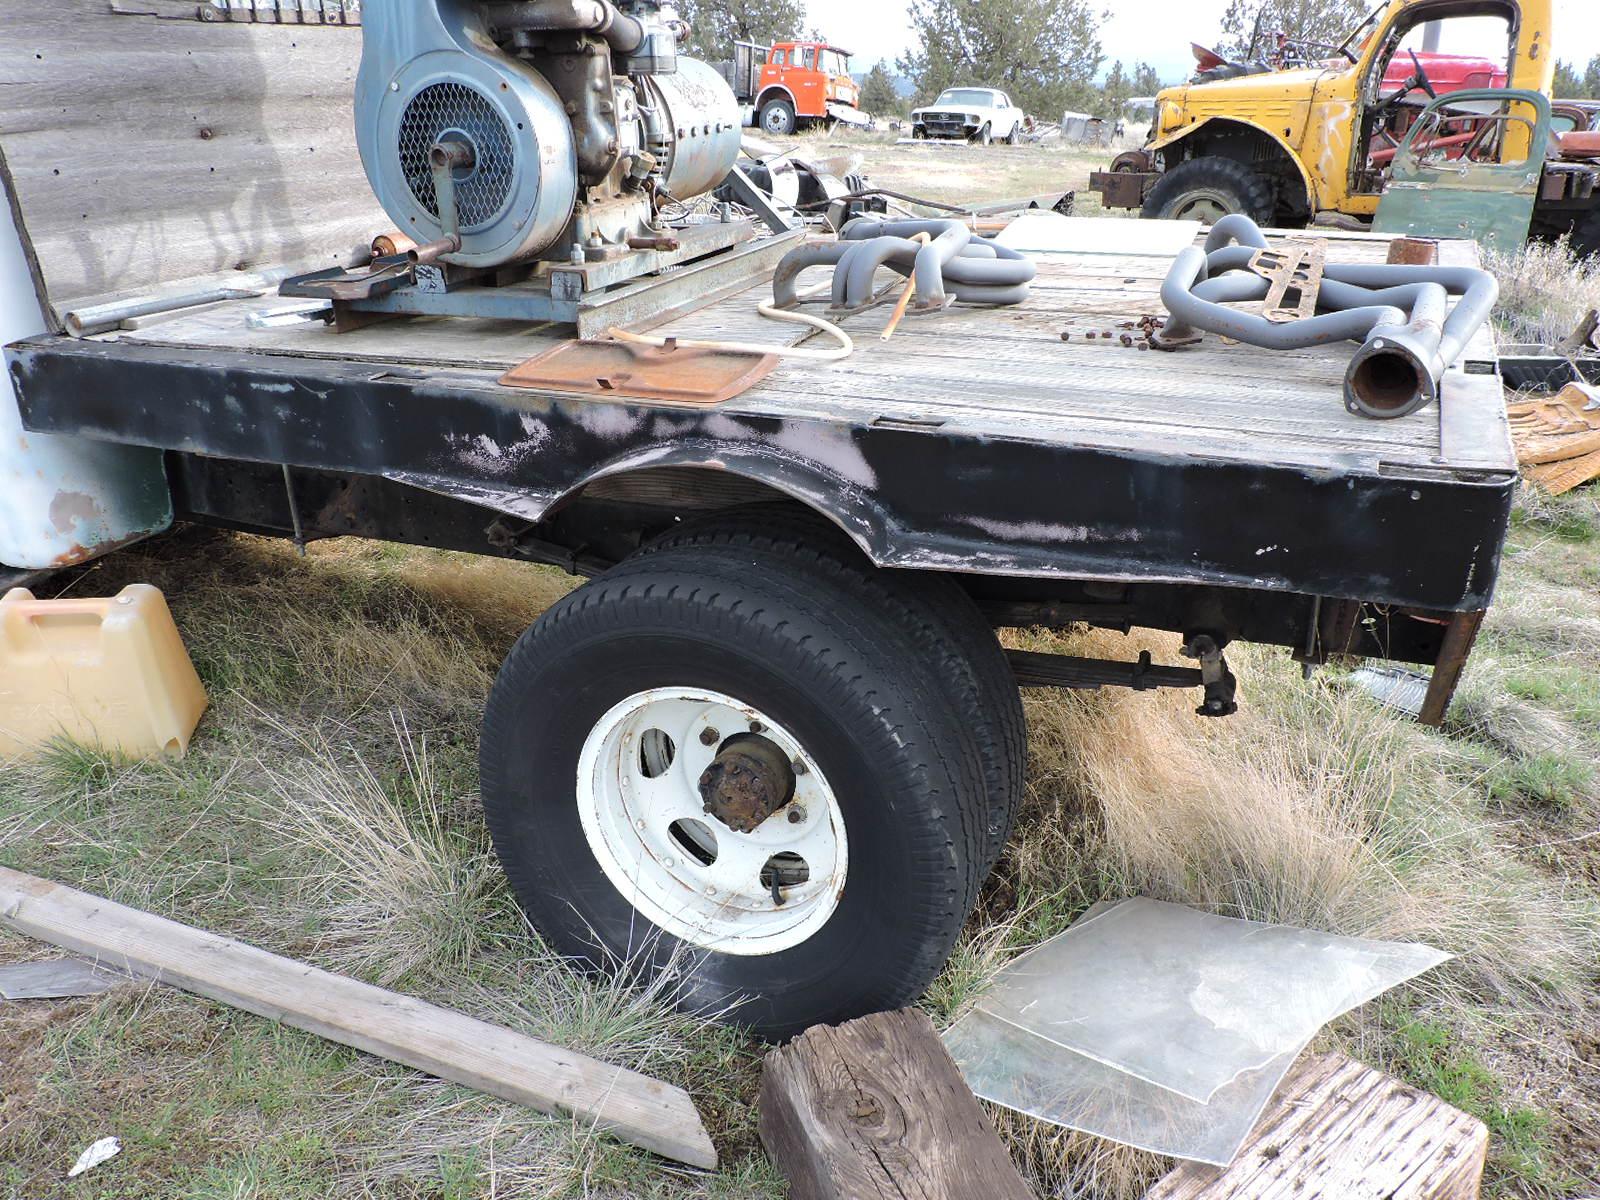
758, 1008, 1035, 1200
0, 867, 717, 1170
1145, 1053, 1487, 1200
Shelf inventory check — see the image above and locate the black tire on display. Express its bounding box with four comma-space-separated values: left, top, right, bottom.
479, 544, 983, 1039
1571, 205, 1600, 259
759, 97, 797, 136
974, 123, 993, 146
1141, 156, 1274, 225
1005, 124, 1021, 146
637, 506, 1026, 876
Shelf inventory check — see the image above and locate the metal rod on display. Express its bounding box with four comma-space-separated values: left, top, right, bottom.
281, 464, 307, 557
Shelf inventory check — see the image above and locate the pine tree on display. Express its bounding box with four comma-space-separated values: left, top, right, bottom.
1100, 60, 1132, 120
860, 61, 904, 118
1584, 54, 1600, 101
675, 0, 806, 62
1216, 0, 1369, 64
899, 0, 1104, 119
1133, 62, 1163, 96
1552, 59, 1583, 99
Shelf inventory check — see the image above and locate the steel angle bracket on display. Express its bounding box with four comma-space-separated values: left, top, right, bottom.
1248, 239, 1325, 324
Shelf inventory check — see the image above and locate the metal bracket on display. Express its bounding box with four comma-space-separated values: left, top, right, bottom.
723, 166, 797, 235
1181, 634, 1239, 718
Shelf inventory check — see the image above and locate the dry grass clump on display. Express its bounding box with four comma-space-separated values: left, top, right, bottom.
257, 711, 504, 986
999, 629, 1590, 991
1485, 237, 1600, 346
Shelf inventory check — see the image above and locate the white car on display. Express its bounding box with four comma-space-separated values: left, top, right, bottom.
911, 88, 1028, 145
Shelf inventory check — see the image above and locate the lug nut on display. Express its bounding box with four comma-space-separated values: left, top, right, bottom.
787, 806, 806, 824
700, 727, 719, 746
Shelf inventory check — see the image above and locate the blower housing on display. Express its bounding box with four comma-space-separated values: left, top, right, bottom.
354, 0, 741, 269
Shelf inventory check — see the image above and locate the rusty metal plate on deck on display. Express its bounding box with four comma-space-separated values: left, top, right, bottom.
499, 340, 779, 406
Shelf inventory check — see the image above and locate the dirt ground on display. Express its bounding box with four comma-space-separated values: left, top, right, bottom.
756, 126, 1129, 214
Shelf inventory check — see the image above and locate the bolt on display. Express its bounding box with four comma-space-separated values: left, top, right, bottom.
787, 806, 806, 824
699, 727, 720, 746
1085, 331, 1096, 340
793, 759, 808, 776
1060, 331, 1071, 342
705, 885, 716, 896
635, 819, 646, 830
663, 856, 676, 868
1120, 334, 1133, 347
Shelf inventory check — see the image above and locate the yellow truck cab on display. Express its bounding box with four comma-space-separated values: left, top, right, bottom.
1091, 0, 1600, 255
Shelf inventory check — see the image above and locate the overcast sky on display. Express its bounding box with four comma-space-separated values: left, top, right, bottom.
806, 0, 1600, 85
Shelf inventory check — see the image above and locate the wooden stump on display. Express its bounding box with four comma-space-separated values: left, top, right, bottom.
1146, 1053, 1488, 1200
758, 1008, 1035, 1200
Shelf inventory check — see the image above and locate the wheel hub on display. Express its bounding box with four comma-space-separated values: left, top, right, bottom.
575, 688, 847, 955
699, 734, 797, 833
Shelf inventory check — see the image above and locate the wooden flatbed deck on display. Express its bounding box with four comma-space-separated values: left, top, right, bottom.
94, 229, 1510, 480
9, 224, 1511, 627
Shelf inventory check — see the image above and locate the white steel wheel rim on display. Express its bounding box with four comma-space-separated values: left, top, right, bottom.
576, 687, 848, 956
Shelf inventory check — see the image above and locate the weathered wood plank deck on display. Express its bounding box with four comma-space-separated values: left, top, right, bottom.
102, 228, 1512, 479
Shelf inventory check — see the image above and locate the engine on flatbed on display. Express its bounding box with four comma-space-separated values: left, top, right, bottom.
354, 0, 740, 269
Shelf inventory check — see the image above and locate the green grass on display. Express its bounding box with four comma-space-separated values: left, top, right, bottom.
1384, 1011, 1582, 1196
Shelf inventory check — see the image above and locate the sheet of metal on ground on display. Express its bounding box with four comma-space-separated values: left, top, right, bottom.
942, 898, 1450, 1164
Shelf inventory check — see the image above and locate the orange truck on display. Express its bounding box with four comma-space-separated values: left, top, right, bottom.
719, 39, 871, 135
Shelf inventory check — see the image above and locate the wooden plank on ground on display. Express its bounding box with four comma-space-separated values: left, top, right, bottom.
1145, 1053, 1487, 1200
0, 866, 717, 1170
758, 1008, 1035, 1200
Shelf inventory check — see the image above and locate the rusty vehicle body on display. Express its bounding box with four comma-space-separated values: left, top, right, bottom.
0, 4, 1521, 1036
1091, 0, 1600, 255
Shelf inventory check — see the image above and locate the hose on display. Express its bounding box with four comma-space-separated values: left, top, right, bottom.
607, 281, 856, 363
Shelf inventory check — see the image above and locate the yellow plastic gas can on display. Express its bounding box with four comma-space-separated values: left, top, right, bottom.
0, 584, 207, 759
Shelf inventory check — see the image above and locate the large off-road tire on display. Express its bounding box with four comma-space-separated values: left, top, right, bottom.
759, 97, 797, 136
479, 543, 985, 1039
1141, 156, 1275, 225
638, 506, 1026, 876
974, 123, 994, 146
1005, 123, 1022, 145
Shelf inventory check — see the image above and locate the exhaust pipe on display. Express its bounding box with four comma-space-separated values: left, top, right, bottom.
1158, 216, 1497, 420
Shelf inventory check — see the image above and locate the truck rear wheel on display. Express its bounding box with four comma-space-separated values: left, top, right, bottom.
1142, 156, 1274, 225
479, 543, 984, 1039
759, 97, 797, 136
638, 506, 1026, 877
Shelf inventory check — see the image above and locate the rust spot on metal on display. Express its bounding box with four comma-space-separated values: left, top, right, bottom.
698, 734, 796, 833
47, 490, 103, 534
1386, 237, 1440, 266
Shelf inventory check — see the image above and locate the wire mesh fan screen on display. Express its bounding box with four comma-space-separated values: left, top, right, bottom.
396, 82, 517, 228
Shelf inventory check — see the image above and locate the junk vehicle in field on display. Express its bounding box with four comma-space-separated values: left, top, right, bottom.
717, 37, 870, 135
1091, 0, 1600, 256
2, 1, 1517, 1039
912, 87, 1030, 144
